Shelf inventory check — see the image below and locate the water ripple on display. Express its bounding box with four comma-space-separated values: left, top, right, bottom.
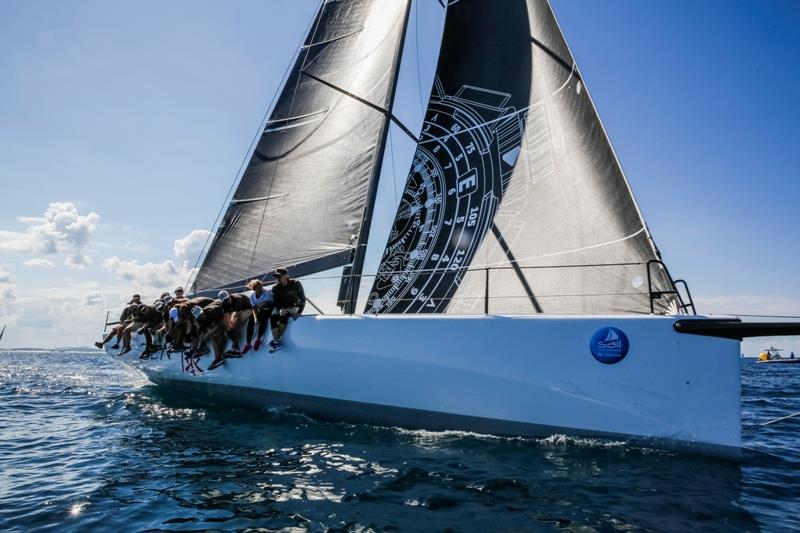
0, 353, 796, 531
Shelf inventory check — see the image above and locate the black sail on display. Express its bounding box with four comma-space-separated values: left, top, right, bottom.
194, 0, 411, 292
368, 0, 676, 315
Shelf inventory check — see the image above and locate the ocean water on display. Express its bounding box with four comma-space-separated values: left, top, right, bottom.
0, 352, 798, 532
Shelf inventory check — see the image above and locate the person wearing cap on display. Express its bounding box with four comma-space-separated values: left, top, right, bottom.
120, 300, 149, 355
176, 296, 215, 356
242, 279, 274, 353
219, 289, 252, 355
135, 302, 165, 358
269, 267, 305, 352
95, 296, 139, 350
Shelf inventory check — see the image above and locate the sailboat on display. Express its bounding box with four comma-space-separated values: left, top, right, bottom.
107, 0, 800, 458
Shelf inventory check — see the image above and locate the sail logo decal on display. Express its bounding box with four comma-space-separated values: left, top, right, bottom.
589, 327, 629, 364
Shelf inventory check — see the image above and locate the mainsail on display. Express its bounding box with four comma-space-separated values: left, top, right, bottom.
193, 0, 411, 292
368, 0, 676, 315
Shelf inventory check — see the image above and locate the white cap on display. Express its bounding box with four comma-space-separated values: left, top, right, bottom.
218, 290, 230, 300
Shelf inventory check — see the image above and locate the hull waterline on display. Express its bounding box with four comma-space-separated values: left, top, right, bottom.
107, 314, 742, 459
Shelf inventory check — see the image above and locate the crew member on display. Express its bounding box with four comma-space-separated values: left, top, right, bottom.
94, 294, 139, 350
269, 267, 305, 352
219, 289, 252, 355
193, 298, 228, 370
242, 279, 274, 353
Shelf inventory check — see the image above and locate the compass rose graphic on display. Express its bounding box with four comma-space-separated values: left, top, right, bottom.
368, 79, 525, 313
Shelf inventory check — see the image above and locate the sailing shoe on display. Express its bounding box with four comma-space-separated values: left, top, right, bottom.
110, 344, 119, 350
208, 359, 224, 371
268, 342, 282, 354
254, 339, 262, 351
119, 347, 131, 356
241, 343, 252, 355
94, 342, 103, 349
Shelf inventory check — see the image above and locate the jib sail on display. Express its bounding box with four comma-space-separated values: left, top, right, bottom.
367, 0, 676, 314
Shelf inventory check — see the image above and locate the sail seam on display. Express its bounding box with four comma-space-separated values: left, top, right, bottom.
229, 193, 289, 206
470, 227, 647, 269
266, 107, 329, 125
301, 27, 362, 49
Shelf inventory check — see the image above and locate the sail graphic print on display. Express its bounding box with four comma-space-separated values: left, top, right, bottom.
369, 0, 677, 315
368, 81, 526, 313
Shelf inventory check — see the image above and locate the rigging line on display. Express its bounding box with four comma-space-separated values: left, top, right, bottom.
414, 0, 426, 117
300, 71, 420, 143
388, 125, 399, 213
248, 0, 327, 278
743, 410, 800, 433
490, 223, 543, 313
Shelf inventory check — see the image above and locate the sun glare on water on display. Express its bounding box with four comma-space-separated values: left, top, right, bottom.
69, 503, 87, 517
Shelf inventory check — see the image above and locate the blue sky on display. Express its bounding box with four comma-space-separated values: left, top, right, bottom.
0, 0, 797, 351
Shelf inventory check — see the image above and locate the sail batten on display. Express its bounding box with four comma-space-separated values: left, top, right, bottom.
194, 0, 412, 292
368, 0, 676, 315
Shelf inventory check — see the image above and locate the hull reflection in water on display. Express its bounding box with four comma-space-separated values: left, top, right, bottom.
108, 314, 741, 458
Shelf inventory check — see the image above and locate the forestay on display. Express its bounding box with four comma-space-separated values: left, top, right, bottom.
194, 0, 411, 293
367, 0, 676, 315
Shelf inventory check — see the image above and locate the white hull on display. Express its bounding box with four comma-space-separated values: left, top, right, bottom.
106, 315, 741, 458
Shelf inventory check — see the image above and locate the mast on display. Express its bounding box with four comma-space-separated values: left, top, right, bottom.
341, 0, 414, 314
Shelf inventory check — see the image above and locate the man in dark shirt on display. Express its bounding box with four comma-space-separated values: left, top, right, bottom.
269, 267, 305, 352
177, 297, 215, 355
194, 299, 227, 370
95, 295, 139, 350
136, 302, 165, 358
219, 290, 252, 355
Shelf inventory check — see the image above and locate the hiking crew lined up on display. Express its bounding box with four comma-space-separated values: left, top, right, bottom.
94, 267, 306, 371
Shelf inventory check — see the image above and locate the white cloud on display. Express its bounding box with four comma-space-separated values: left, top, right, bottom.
65, 253, 92, 269
84, 292, 103, 306
0, 267, 17, 316
0, 202, 100, 268
0, 267, 13, 284
102, 256, 196, 289
124, 241, 149, 252
23, 258, 55, 268
100, 229, 208, 292
174, 229, 211, 261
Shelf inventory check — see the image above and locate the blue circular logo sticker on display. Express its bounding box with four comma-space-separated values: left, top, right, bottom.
590, 327, 629, 364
